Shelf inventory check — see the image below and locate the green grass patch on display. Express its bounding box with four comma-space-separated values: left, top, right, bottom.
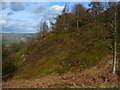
15, 59, 57, 79
43, 33, 71, 44
13, 48, 27, 65
54, 67, 70, 74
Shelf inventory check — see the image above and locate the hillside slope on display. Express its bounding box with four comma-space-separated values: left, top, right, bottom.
12, 24, 111, 79
3, 54, 119, 88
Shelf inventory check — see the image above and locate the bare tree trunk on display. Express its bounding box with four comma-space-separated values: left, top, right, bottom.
77, 11, 79, 29
112, 5, 117, 74
77, 19, 79, 29
113, 38, 117, 74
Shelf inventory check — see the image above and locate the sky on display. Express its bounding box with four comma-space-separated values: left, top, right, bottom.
0, 1, 90, 33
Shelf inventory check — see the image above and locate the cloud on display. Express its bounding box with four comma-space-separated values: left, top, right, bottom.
0, 2, 28, 11
31, 4, 64, 20
0, 19, 7, 25
33, 3, 47, 14
7, 11, 14, 15
1, 3, 64, 33
30, 2, 48, 19
2, 18, 38, 33
43, 5, 64, 20
0, 2, 9, 10
10, 2, 27, 11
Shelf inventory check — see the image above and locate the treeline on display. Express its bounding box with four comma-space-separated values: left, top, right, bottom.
50, 2, 119, 32
36, 2, 120, 40
50, 2, 120, 74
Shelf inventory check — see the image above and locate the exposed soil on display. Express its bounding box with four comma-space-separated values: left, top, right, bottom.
2, 55, 120, 88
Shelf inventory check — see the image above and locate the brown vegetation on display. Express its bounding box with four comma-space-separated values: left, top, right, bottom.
3, 54, 119, 88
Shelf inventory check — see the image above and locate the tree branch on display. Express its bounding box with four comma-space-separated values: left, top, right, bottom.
103, 37, 114, 51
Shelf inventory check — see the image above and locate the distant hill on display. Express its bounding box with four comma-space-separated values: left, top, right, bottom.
2, 33, 35, 44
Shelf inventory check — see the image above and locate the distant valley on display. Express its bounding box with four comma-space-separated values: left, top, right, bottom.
2, 33, 36, 45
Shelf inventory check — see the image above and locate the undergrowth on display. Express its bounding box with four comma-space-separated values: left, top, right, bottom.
13, 25, 111, 79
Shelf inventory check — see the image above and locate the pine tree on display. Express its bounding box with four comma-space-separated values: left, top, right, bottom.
72, 4, 87, 28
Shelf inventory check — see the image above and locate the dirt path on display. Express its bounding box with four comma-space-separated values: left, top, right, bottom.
2, 55, 119, 88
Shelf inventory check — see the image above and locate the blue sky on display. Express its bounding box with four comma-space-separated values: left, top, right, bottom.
0, 2, 89, 33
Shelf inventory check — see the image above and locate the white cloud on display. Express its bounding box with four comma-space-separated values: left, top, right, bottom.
51, 5, 64, 11
2, 18, 38, 33
0, 19, 7, 25
1, 3, 64, 33
31, 4, 64, 20
6, 21, 15, 27
43, 5, 64, 20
